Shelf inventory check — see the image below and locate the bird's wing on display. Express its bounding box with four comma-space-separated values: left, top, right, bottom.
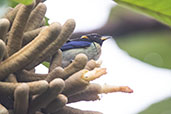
61, 41, 91, 51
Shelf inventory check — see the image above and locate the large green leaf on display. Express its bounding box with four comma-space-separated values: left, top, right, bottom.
10, 0, 34, 5
113, 0, 171, 26
116, 30, 171, 69
139, 97, 171, 114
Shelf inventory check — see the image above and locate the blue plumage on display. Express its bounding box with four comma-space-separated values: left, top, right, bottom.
61, 41, 91, 51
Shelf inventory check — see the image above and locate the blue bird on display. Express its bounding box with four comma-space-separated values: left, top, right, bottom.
61, 33, 111, 67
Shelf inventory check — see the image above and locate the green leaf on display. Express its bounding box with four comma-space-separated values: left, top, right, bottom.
10, 0, 34, 5
139, 97, 171, 114
116, 30, 171, 69
45, 16, 50, 26
113, 0, 171, 26
42, 62, 50, 68
8, 0, 18, 8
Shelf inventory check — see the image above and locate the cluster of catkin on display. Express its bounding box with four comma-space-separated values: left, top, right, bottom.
0, 1, 133, 114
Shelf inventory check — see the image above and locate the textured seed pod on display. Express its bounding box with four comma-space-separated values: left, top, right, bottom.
45, 67, 65, 83
3, 4, 22, 26
43, 94, 68, 113
25, 19, 76, 70
7, 3, 35, 56
24, 3, 47, 32
0, 18, 10, 41
85, 59, 101, 70
63, 68, 107, 96
55, 106, 103, 114
25, 22, 62, 70
14, 83, 29, 114
0, 39, 6, 61
29, 79, 65, 114
63, 53, 88, 79
16, 70, 47, 82
62, 69, 89, 96
5, 74, 17, 83
0, 80, 48, 96
0, 23, 61, 80
68, 83, 101, 103
22, 26, 46, 46
49, 49, 62, 72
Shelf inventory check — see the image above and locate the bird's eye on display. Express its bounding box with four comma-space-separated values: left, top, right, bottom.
93, 34, 101, 38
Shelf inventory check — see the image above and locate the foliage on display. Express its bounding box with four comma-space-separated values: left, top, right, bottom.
139, 97, 171, 114
10, 0, 34, 5
42, 61, 50, 68
8, 0, 18, 7
116, 30, 171, 69
113, 0, 171, 26
45, 16, 49, 26
113, 0, 171, 113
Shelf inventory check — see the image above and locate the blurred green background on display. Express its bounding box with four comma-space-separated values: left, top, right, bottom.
109, 4, 171, 114
110, 5, 171, 113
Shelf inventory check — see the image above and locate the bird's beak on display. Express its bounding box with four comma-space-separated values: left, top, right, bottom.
101, 36, 112, 41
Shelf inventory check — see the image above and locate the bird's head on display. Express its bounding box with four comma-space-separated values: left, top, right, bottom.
80, 33, 111, 46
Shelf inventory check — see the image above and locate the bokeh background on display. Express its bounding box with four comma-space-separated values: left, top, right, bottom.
1, 0, 171, 114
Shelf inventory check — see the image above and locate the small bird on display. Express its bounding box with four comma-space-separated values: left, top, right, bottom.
61, 33, 111, 67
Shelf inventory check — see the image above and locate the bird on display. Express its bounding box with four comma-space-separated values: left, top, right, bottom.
60, 33, 111, 67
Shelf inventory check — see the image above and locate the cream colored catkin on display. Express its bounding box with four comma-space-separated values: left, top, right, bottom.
24, 3, 47, 32
14, 83, 29, 114
0, 23, 61, 80
25, 19, 76, 70
0, 18, 10, 41
7, 3, 35, 56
